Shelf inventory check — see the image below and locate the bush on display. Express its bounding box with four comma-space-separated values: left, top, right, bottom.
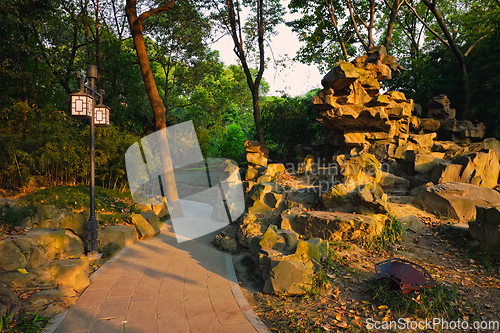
219, 123, 247, 164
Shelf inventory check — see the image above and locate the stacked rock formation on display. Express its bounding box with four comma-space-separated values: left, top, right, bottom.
313, 45, 486, 161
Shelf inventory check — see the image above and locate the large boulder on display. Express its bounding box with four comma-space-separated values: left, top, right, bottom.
0, 239, 27, 271
47, 259, 89, 293
413, 182, 500, 221
263, 259, 314, 295
291, 211, 384, 241
247, 184, 284, 216
321, 62, 359, 91
431, 150, 499, 188
469, 206, 500, 253
127, 213, 158, 239
98, 225, 138, 249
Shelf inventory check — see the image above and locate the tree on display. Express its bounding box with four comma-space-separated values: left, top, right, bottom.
209, 0, 284, 144
125, 0, 181, 213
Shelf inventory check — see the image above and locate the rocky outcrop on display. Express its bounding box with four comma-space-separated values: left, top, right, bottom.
126, 213, 159, 239
20, 205, 86, 238
249, 225, 328, 295
431, 149, 499, 188
245, 140, 269, 167
413, 182, 500, 221
291, 211, 385, 241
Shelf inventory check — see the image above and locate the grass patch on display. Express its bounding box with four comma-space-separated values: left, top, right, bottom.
0, 185, 140, 228
18, 185, 133, 211
359, 214, 403, 251
1, 311, 52, 333
367, 278, 461, 319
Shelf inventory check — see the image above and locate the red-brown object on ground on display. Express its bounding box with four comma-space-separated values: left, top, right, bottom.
375, 258, 436, 293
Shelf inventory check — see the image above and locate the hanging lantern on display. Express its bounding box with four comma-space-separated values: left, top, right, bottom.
94, 103, 110, 127
70, 91, 93, 118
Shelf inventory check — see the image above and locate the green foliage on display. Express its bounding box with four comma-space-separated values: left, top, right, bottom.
219, 123, 247, 164
261, 90, 324, 163
367, 279, 461, 319
18, 185, 133, 211
0, 204, 36, 229
1, 311, 52, 333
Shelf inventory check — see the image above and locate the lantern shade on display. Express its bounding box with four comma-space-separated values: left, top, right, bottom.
70, 91, 93, 118
94, 103, 110, 127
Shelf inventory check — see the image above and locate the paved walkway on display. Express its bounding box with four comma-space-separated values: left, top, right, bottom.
46, 223, 270, 333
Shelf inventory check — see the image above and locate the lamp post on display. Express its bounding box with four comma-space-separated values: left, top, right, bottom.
70, 65, 110, 256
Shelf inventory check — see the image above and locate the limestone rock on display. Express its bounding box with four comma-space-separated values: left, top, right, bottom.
247, 152, 267, 167
213, 224, 239, 253
0, 239, 27, 271
59, 212, 85, 238
0, 271, 36, 288
247, 184, 284, 216
61, 230, 84, 259
263, 259, 314, 295
288, 188, 320, 206
432, 150, 499, 188
98, 225, 138, 249
413, 182, 500, 221
238, 214, 264, 248
385, 91, 406, 102
20, 229, 67, 262
140, 211, 161, 233
294, 238, 329, 262
378, 172, 410, 189
427, 94, 455, 120
244, 140, 269, 155
48, 259, 89, 292
321, 62, 359, 91
127, 213, 158, 239
407, 152, 443, 175
292, 211, 383, 241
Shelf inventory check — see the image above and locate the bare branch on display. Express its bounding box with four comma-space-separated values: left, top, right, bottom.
346, 0, 369, 51
324, 0, 348, 60
465, 30, 493, 57
403, 0, 449, 48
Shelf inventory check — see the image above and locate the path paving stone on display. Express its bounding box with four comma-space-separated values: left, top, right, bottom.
47, 223, 270, 333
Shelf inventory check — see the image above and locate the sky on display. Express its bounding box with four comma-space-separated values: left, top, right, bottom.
210, 5, 324, 97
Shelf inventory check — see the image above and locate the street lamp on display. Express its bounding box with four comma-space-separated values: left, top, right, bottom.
70, 64, 110, 256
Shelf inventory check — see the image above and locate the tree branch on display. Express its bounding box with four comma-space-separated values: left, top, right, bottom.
464, 30, 493, 57
346, 0, 369, 51
403, 0, 449, 48
137, 0, 175, 25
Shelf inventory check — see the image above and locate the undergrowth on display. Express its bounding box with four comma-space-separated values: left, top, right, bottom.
0, 311, 51, 333
1, 185, 140, 228
367, 279, 461, 319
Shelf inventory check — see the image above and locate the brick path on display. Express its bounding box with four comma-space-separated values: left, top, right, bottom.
45, 223, 270, 333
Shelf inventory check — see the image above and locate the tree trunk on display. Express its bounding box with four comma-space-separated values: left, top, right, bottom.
226, 0, 266, 144
383, 0, 401, 50
125, 0, 182, 215
421, 0, 471, 117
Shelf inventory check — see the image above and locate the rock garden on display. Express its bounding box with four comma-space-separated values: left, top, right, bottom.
0, 187, 169, 330
213, 46, 500, 332
1, 46, 500, 332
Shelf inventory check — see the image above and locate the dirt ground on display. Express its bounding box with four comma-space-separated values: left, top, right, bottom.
232, 194, 500, 333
